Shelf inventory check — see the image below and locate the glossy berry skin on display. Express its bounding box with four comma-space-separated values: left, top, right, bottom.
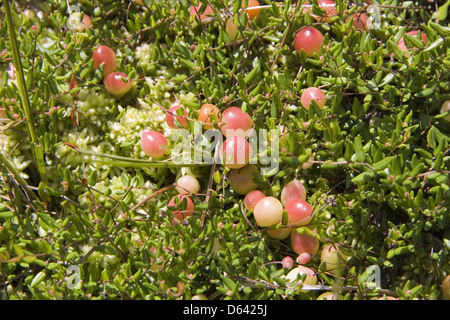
397, 30, 427, 52
92, 45, 117, 76
281, 256, 294, 269
320, 244, 347, 275
267, 226, 290, 240
165, 105, 188, 129
168, 194, 195, 221
176, 175, 200, 195
284, 199, 314, 226
141, 130, 169, 158
290, 228, 320, 256
104, 72, 132, 96
219, 106, 253, 138
294, 27, 324, 57
190, 2, 214, 23
285, 266, 317, 287
219, 136, 252, 169
441, 101, 450, 122
300, 87, 327, 110
244, 190, 265, 211
229, 164, 259, 195
244, 0, 261, 21
253, 196, 284, 227
198, 103, 221, 129
280, 179, 307, 206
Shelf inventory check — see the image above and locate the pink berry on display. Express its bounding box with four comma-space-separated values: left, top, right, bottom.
397, 30, 428, 52
280, 179, 307, 206
190, 2, 214, 23
244, 190, 265, 211
104, 72, 132, 96
198, 103, 221, 129
176, 175, 200, 195
253, 196, 284, 227
266, 226, 291, 240
290, 228, 320, 256
165, 105, 188, 129
229, 164, 259, 195
141, 130, 169, 158
300, 87, 327, 110
168, 194, 195, 221
219, 136, 252, 169
92, 45, 117, 76
219, 107, 254, 138
284, 199, 314, 227
282, 256, 294, 269
294, 27, 324, 57
296, 252, 312, 265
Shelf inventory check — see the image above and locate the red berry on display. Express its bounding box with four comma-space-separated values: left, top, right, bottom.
300, 87, 327, 110
290, 228, 320, 256
104, 72, 132, 96
168, 194, 194, 221
244, 190, 265, 211
165, 105, 188, 129
346, 13, 370, 32
141, 130, 169, 158
280, 179, 307, 206
284, 199, 314, 227
219, 106, 253, 138
92, 45, 117, 76
229, 164, 259, 195
294, 27, 324, 57
219, 136, 252, 169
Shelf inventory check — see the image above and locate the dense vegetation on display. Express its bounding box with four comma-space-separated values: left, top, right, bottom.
0, 0, 449, 300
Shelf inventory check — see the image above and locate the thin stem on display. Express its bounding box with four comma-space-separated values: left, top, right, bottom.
4, 0, 47, 183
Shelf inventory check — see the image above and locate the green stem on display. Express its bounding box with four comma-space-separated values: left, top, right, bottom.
4, 0, 47, 184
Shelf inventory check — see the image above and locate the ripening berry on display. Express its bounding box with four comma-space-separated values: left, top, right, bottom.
70, 12, 92, 32
294, 27, 324, 57
92, 45, 117, 76
168, 194, 195, 221
219, 106, 253, 138
316, 292, 338, 300
442, 275, 450, 300
290, 228, 320, 256
320, 244, 348, 275
284, 198, 314, 226
282, 256, 294, 269
253, 196, 284, 227
346, 13, 370, 32
166, 105, 188, 129
229, 164, 259, 195
141, 130, 169, 158
285, 266, 317, 286
219, 136, 252, 169
225, 18, 240, 41
280, 179, 307, 206
198, 103, 221, 129
104, 72, 132, 96
176, 175, 200, 195
300, 87, 327, 110
267, 226, 291, 240
244, 190, 265, 211
296, 252, 312, 265
190, 2, 214, 23
243, 0, 261, 21
441, 101, 450, 122
397, 30, 428, 52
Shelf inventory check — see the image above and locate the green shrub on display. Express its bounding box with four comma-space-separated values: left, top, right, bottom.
0, 0, 449, 300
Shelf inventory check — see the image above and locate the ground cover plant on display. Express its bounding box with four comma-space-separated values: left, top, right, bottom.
0, 0, 449, 300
